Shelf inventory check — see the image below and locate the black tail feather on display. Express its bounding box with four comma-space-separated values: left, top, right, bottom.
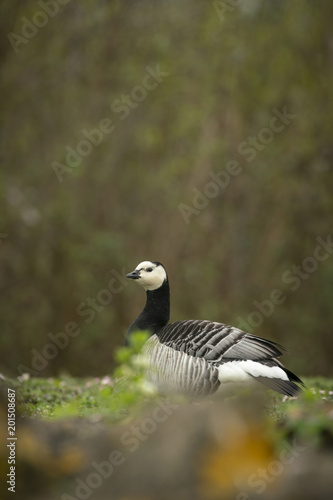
283, 367, 305, 387
254, 375, 303, 397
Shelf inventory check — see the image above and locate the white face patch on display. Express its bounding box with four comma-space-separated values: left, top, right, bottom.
134, 261, 167, 291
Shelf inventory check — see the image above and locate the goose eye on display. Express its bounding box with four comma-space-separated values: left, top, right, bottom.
146, 267, 153, 272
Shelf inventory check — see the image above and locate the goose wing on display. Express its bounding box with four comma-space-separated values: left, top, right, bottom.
143, 335, 220, 398
157, 319, 285, 362
152, 320, 303, 397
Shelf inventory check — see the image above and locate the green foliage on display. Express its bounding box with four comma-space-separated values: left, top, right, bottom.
267, 378, 333, 448
2, 370, 332, 451
110, 330, 158, 419
9, 331, 157, 422
115, 331, 150, 364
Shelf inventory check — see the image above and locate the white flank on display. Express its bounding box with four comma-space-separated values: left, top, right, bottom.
218, 360, 289, 383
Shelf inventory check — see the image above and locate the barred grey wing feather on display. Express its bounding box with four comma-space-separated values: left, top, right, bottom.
143, 335, 220, 398
157, 320, 285, 363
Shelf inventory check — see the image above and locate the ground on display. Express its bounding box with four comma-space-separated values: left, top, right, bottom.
0, 344, 332, 500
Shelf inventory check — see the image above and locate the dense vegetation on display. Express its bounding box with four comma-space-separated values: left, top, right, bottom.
1, 1, 333, 381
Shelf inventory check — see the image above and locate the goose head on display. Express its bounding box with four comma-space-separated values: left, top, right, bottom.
126, 261, 167, 291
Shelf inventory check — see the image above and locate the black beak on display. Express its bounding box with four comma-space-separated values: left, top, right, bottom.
126, 269, 140, 280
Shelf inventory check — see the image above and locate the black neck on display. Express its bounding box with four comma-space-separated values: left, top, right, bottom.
126, 279, 170, 345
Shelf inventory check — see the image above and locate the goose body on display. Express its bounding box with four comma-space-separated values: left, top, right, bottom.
126, 261, 303, 398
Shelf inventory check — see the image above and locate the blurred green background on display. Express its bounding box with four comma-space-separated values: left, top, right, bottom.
0, 0, 332, 378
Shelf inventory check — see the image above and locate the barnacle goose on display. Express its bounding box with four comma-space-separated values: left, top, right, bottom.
126, 261, 303, 398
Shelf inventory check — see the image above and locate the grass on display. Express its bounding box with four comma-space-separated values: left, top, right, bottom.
1, 332, 332, 447
1, 334, 331, 500
0, 375, 329, 448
